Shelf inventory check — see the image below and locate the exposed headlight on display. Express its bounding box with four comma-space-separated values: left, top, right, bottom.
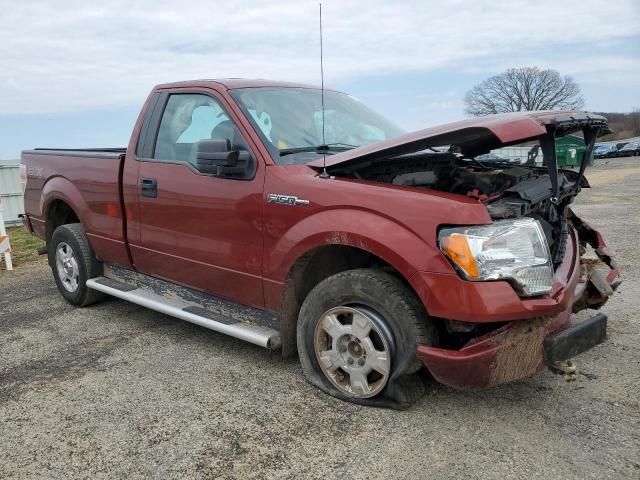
438, 218, 553, 296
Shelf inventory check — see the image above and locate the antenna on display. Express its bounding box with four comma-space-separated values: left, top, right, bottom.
318, 2, 329, 179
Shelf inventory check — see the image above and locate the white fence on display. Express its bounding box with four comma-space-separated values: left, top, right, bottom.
492, 146, 536, 164
0, 160, 23, 226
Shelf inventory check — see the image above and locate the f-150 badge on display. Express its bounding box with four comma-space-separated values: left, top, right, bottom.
266, 194, 310, 207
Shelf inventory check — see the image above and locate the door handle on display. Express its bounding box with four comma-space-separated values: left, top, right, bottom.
140, 178, 157, 198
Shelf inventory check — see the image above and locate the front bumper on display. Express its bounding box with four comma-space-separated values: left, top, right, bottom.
544, 312, 607, 364
415, 212, 620, 389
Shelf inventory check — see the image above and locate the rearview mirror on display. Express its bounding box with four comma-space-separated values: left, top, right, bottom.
196, 139, 249, 177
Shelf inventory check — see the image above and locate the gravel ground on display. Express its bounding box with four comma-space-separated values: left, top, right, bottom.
1, 157, 639, 479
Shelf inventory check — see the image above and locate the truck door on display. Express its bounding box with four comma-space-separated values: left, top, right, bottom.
129, 91, 265, 308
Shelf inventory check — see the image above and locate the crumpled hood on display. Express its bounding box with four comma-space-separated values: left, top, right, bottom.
309, 110, 609, 170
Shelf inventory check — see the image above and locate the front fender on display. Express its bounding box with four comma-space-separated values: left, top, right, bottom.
265, 207, 452, 283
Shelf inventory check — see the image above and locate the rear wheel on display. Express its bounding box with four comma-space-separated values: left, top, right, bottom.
49, 223, 105, 307
297, 269, 436, 408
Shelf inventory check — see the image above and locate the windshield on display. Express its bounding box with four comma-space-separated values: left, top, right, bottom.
230, 87, 404, 165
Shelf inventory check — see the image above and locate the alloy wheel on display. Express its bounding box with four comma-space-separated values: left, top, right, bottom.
313, 305, 392, 398
55, 242, 80, 292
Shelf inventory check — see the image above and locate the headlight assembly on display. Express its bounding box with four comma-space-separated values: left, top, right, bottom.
439, 218, 553, 296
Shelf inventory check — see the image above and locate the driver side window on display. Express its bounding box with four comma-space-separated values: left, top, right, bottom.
153, 94, 232, 165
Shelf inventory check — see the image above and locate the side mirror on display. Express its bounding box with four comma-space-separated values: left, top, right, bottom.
196, 139, 249, 177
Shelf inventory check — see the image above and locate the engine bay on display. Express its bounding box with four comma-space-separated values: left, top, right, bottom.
329, 151, 585, 263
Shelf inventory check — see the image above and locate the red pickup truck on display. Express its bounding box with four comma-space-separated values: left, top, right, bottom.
21, 79, 619, 408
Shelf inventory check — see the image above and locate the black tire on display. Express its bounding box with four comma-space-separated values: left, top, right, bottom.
49, 223, 105, 307
297, 269, 437, 409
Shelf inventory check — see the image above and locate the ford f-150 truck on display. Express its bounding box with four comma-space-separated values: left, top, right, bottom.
21, 79, 620, 408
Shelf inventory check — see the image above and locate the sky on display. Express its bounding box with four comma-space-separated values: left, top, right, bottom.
0, 0, 639, 159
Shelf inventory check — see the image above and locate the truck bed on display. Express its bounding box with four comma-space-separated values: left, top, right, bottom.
22, 147, 130, 267
26, 147, 127, 158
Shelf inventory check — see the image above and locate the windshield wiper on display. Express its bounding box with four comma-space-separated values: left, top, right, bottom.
279, 143, 358, 157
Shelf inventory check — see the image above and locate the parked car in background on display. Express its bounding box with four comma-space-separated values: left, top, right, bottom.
475, 152, 521, 164
593, 144, 617, 159
615, 142, 640, 157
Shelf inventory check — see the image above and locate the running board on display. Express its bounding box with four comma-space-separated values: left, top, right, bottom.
86, 277, 281, 350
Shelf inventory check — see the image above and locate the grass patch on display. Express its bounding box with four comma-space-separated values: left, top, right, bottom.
1, 226, 45, 271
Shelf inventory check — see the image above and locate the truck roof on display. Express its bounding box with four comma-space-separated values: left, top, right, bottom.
155, 78, 327, 91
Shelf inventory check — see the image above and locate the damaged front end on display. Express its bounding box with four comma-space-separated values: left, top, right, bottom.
570, 210, 621, 312
316, 113, 610, 268
311, 110, 619, 388
416, 214, 620, 389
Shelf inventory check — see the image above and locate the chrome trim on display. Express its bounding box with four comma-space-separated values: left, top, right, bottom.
266, 193, 310, 207
86, 278, 281, 349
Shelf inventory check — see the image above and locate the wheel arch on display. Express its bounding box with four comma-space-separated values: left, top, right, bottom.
41, 177, 88, 245
277, 241, 429, 358
45, 198, 81, 246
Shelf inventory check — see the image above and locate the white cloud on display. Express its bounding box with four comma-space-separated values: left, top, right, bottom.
561, 56, 640, 85
0, 0, 638, 113
459, 54, 640, 88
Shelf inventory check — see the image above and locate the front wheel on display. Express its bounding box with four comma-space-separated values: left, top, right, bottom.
313, 305, 393, 398
49, 223, 105, 307
297, 269, 437, 408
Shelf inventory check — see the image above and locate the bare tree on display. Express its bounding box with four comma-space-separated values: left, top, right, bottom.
464, 67, 584, 116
